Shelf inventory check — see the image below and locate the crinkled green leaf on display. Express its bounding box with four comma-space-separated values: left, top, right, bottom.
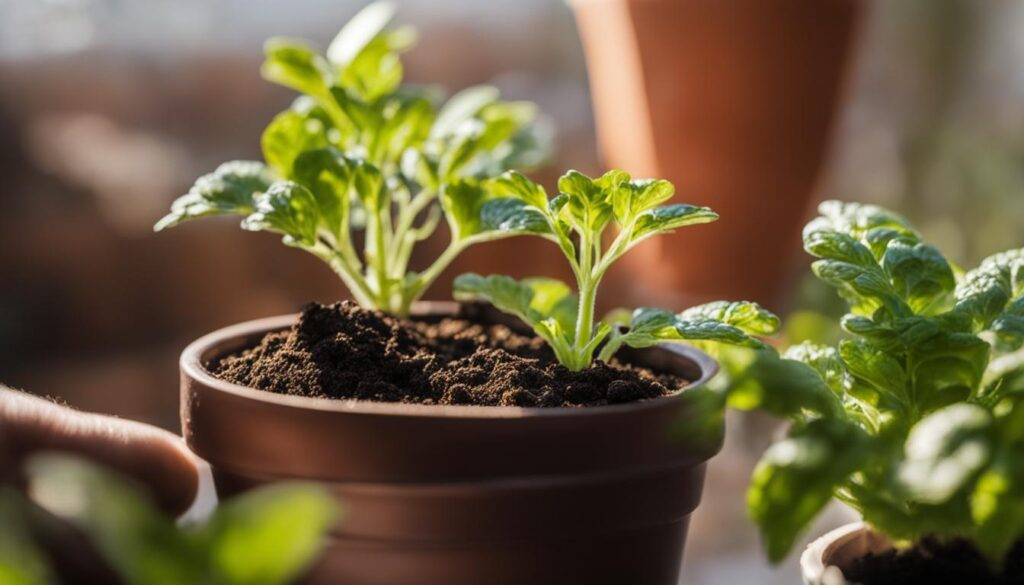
897, 403, 993, 504
748, 418, 869, 562
679, 300, 781, 336
631, 204, 719, 242
839, 339, 906, 408
992, 296, 1024, 350
241, 181, 320, 248
813, 200, 915, 239
881, 239, 955, 313
955, 249, 1024, 329
909, 331, 990, 414
205, 483, 338, 585
479, 198, 550, 236
155, 161, 275, 231
611, 178, 674, 223
783, 342, 847, 396
812, 259, 905, 317
556, 170, 616, 234
804, 228, 878, 267
261, 38, 332, 97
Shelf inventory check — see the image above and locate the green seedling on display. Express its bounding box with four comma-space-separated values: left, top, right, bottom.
156, 2, 548, 316
453, 169, 779, 371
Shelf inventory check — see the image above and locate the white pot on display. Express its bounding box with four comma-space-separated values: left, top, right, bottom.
800, 523, 893, 585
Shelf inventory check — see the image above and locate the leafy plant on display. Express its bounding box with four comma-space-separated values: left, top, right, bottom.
155, 2, 548, 316
1, 455, 337, 585
739, 200, 1024, 565
452, 169, 779, 371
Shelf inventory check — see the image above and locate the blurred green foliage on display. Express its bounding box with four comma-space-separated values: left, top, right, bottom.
0, 456, 337, 585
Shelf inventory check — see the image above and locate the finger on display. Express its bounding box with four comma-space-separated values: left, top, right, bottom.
1, 387, 199, 516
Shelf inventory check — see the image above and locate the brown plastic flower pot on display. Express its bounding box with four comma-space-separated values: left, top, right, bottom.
801, 523, 891, 585
180, 302, 723, 585
570, 0, 865, 307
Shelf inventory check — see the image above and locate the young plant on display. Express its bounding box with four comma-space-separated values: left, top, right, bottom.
738, 200, 1024, 565
453, 169, 780, 371
155, 2, 548, 316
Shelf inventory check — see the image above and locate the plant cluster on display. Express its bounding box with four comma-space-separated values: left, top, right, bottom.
738, 201, 1024, 564
1, 455, 335, 585
156, 2, 548, 316
453, 169, 780, 370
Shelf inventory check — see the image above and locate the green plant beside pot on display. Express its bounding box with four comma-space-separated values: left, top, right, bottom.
730, 200, 1024, 584
154, 4, 785, 584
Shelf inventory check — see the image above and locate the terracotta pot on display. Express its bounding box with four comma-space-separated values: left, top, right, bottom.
179, 302, 723, 585
570, 0, 866, 307
801, 522, 892, 585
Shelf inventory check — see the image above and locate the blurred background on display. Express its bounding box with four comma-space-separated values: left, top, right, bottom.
2, 0, 1024, 582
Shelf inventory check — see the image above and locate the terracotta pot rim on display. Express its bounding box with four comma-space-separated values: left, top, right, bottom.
181, 305, 720, 421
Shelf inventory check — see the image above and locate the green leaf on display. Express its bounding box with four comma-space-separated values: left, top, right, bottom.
479, 199, 550, 235
261, 109, 333, 178
678, 300, 781, 336
261, 38, 332, 97
326, 1, 397, 66
804, 228, 878, 267
351, 160, 385, 214
897, 403, 994, 504
431, 85, 500, 139
440, 181, 548, 243
839, 339, 906, 408
726, 349, 843, 418
980, 348, 1024, 403
908, 331, 990, 414
26, 455, 204, 585
155, 161, 275, 231
291, 148, 352, 238
241, 181, 321, 248
955, 249, 1024, 329
488, 170, 550, 210
557, 170, 616, 234
748, 418, 869, 562
631, 204, 719, 242
972, 452, 1024, 563
881, 239, 955, 312
611, 178, 674, 223
453, 273, 571, 330
521, 277, 577, 334
813, 200, 915, 239
205, 483, 338, 585
339, 29, 414, 101
812, 259, 904, 317
783, 342, 847, 396
992, 296, 1024, 350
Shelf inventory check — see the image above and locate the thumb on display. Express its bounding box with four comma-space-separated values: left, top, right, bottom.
1, 386, 199, 516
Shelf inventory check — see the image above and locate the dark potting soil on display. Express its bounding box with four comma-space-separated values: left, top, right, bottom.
844, 537, 1024, 585
210, 301, 685, 407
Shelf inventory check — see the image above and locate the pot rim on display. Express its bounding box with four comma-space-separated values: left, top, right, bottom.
801, 522, 893, 585
181, 304, 720, 420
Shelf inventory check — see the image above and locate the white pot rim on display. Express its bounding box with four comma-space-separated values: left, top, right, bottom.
800, 522, 892, 585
